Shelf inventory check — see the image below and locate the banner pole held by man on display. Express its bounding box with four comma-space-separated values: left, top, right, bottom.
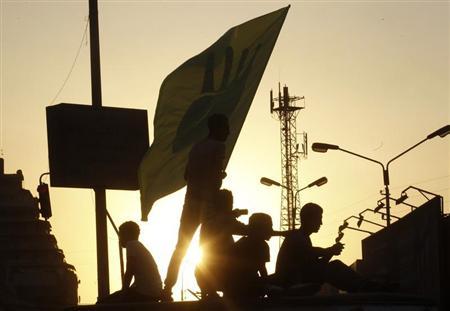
139, 6, 290, 221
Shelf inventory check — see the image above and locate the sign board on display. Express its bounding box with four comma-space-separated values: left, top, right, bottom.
46, 103, 149, 190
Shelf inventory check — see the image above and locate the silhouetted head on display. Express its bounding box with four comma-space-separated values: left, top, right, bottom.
248, 213, 273, 241
208, 114, 230, 142
215, 189, 233, 212
300, 203, 323, 234
119, 221, 140, 248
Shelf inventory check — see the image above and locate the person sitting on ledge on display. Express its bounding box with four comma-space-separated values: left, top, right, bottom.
195, 189, 248, 299
275, 202, 382, 294
97, 221, 161, 304
224, 213, 274, 300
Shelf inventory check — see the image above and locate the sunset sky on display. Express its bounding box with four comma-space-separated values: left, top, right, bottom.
1, 0, 449, 304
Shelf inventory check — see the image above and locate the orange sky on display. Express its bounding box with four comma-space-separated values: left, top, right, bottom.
1, 0, 449, 303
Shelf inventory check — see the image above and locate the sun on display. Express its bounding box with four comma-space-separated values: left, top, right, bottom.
134, 191, 205, 300
185, 239, 203, 265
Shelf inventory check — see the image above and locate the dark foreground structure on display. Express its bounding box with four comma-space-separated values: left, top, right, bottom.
355, 196, 449, 310
0, 158, 78, 309
1, 156, 447, 311
68, 294, 437, 311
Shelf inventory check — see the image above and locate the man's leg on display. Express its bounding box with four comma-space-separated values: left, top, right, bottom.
321, 260, 366, 293
96, 289, 126, 304
162, 198, 201, 299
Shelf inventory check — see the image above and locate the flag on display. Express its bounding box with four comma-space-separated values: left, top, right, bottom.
139, 6, 290, 220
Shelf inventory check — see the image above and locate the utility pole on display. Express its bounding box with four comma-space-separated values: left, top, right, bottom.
88, 0, 109, 299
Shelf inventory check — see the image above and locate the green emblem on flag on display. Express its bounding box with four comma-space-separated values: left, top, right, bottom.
139, 6, 290, 220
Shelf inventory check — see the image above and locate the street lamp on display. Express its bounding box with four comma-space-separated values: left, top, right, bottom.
397, 185, 443, 213
260, 176, 327, 190
399, 185, 442, 202
260, 177, 287, 188
312, 124, 449, 226
376, 195, 417, 213
260, 176, 328, 228
298, 176, 328, 191
336, 217, 373, 243
358, 207, 400, 226
293, 177, 328, 228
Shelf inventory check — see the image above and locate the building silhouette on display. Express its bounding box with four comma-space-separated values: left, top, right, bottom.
0, 158, 78, 308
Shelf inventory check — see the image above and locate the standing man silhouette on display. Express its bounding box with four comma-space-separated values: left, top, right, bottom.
162, 114, 229, 301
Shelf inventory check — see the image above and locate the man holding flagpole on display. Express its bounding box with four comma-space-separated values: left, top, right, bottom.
139, 5, 290, 301
161, 114, 229, 301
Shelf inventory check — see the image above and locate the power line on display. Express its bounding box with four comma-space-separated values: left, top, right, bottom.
390, 175, 450, 192
323, 175, 450, 226
49, 17, 89, 106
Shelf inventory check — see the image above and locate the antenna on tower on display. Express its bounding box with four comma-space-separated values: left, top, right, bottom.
270, 83, 307, 231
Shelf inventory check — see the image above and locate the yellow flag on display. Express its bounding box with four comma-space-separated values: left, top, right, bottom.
139, 6, 290, 220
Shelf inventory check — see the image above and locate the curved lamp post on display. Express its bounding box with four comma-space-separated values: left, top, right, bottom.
358, 207, 401, 225
260, 176, 328, 228
260, 177, 288, 188
312, 124, 449, 226
336, 217, 373, 243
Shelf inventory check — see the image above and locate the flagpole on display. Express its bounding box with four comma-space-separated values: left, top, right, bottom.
89, 0, 110, 299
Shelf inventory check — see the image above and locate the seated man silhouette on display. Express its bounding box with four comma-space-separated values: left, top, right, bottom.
98, 221, 162, 304
275, 203, 374, 294
224, 213, 274, 300
195, 189, 248, 299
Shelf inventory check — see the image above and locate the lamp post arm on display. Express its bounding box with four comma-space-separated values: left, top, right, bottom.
360, 208, 401, 220
39, 172, 50, 184
344, 215, 384, 228
346, 226, 373, 235
297, 185, 308, 194
344, 216, 360, 223
293, 187, 307, 212
403, 185, 442, 201
340, 147, 390, 191
339, 148, 385, 170
361, 218, 385, 228
386, 137, 428, 171
338, 148, 392, 226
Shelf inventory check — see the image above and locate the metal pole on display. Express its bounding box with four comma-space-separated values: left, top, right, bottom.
293, 189, 302, 229
339, 147, 390, 226
384, 181, 391, 226
89, 0, 102, 108
89, 0, 109, 299
94, 188, 109, 298
106, 209, 125, 285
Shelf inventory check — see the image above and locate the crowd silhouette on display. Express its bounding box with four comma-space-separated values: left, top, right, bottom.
98, 114, 388, 304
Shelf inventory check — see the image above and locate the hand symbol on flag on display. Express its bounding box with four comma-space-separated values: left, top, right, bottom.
172, 45, 261, 152
140, 6, 289, 218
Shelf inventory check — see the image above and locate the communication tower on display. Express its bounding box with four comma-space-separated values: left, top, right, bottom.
270, 83, 307, 231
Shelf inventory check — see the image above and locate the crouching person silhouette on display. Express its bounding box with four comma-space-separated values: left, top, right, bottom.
97, 221, 162, 304
275, 203, 379, 294
195, 189, 248, 299
223, 213, 274, 300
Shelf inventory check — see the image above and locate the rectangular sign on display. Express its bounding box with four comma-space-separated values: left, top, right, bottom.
47, 103, 149, 190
